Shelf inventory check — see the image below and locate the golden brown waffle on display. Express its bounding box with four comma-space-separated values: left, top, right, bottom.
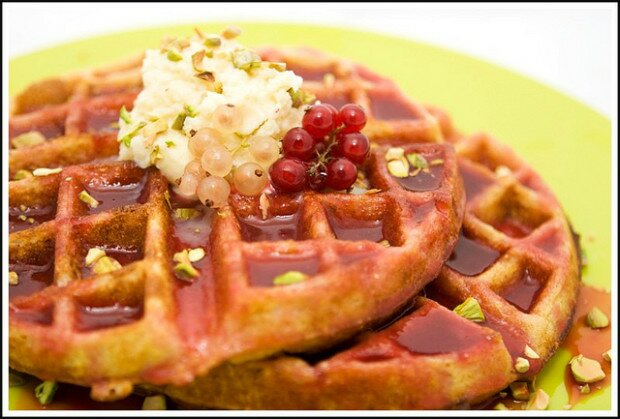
157, 48, 580, 409
8, 53, 465, 401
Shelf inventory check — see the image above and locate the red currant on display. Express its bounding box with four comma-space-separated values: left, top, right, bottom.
326, 158, 357, 190
334, 132, 370, 164
269, 158, 307, 193
282, 128, 315, 161
302, 104, 338, 139
339, 104, 367, 133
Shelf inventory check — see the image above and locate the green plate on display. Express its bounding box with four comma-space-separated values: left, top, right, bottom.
8, 22, 611, 411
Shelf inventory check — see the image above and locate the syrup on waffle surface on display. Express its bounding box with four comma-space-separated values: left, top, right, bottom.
8, 53, 465, 401
157, 48, 581, 409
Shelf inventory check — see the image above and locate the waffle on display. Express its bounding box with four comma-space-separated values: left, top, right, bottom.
8, 53, 465, 401
157, 48, 581, 409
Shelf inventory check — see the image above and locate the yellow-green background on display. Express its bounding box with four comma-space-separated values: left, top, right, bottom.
8, 22, 612, 410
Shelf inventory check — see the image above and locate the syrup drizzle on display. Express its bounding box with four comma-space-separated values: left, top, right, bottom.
459, 163, 495, 200
500, 268, 543, 312
369, 94, 418, 120
494, 219, 532, 238
76, 303, 143, 332
325, 208, 384, 242
445, 233, 501, 276
8, 260, 55, 300
238, 214, 301, 242
247, 254, 321, 287
10, 305, 54, 326
9, 205, 56, 233
84, 107, 122, 133
82, 177, 148, 215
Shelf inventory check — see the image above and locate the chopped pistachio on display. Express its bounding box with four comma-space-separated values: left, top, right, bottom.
119, 122, 147, 147
323, 73, 336, 86
385, 147, 405, 161
602, 349, 611, 362
287, 88, 315, 108
163, 190, 172, 209
184, 104, 198, 118
515, 357, 530, 373
569, 354, 606, 383
191, 50, 206, 72
406, 153, 429, 171
194, 27, 205, 38
498, 391, 508, 398
188, 248, 206, 262
78, 190, 99, 208
273, 271, 308, 286
213, 80, 223, 94
143, 118, 168, 137
12, 131, 45, 148
510, 381, 530, 401
453, 297, 485, 322
142, 394, 167, 410
92, 256, 122, 275
14, 169, 33, 180
119, 106, 132, 124
586, 306, 609, 329
579, 384, 590, 394
174, 208, 200, 221
9, 371, 26, 387
33, 167, 62, 176
204, 36, 222, 47
166, 49, 183, 62
35, 380, 58, 405
267, 62, 287, 72
20, 204, 27, 211
379, 239, 391, 248
172, 113, 186, 130
493, 403, 508, 410
9, 271, 19, 285
526, 389, 549, 410
524, 344, 540, 360
165, 140, 175, 148
85, 248, 106, 266
174, 262, 199, 280
495, 165, 512, 177
429, 158, 444, 166
232, 49, 262, 71
27, 218, 35, 224
222, 25, 242, 39
387, 159, 409, 178
365, 188, 382, 194
564, 404, 573, 410
259, 193, 270, 220
18, 214, 27, 221
150, 145, 163, 165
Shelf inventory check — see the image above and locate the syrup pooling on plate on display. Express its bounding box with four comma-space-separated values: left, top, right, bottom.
246, 253, 321, 287
500, 267, 544, 312
325, 207, 384, 242
445, 233, 501, 276
9, 205, 56, 233
76, 302, 144, 332
9, 260, 55, 300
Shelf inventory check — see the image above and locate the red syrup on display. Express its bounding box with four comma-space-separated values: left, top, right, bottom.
10, 305, 54, 326
494, 218, 532, 239
459, 163, 495, 200
75, 303, 143, 332
9, 205, 56, 232
238, 214, 301, 242
9, 118, 66, 140
8, 260, 55, 300
80, 245, 143, 278
84, 106, 122, 133
445, 233, 501, 276
246, 254, 321, 287
82, 177, 148, 215
395, 163, 444, 192
499, 268, 543, 312
325, 208, 384, 242
368, 93, 418, 120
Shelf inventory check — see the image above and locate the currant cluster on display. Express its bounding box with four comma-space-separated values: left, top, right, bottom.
269, 103, 370, 193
